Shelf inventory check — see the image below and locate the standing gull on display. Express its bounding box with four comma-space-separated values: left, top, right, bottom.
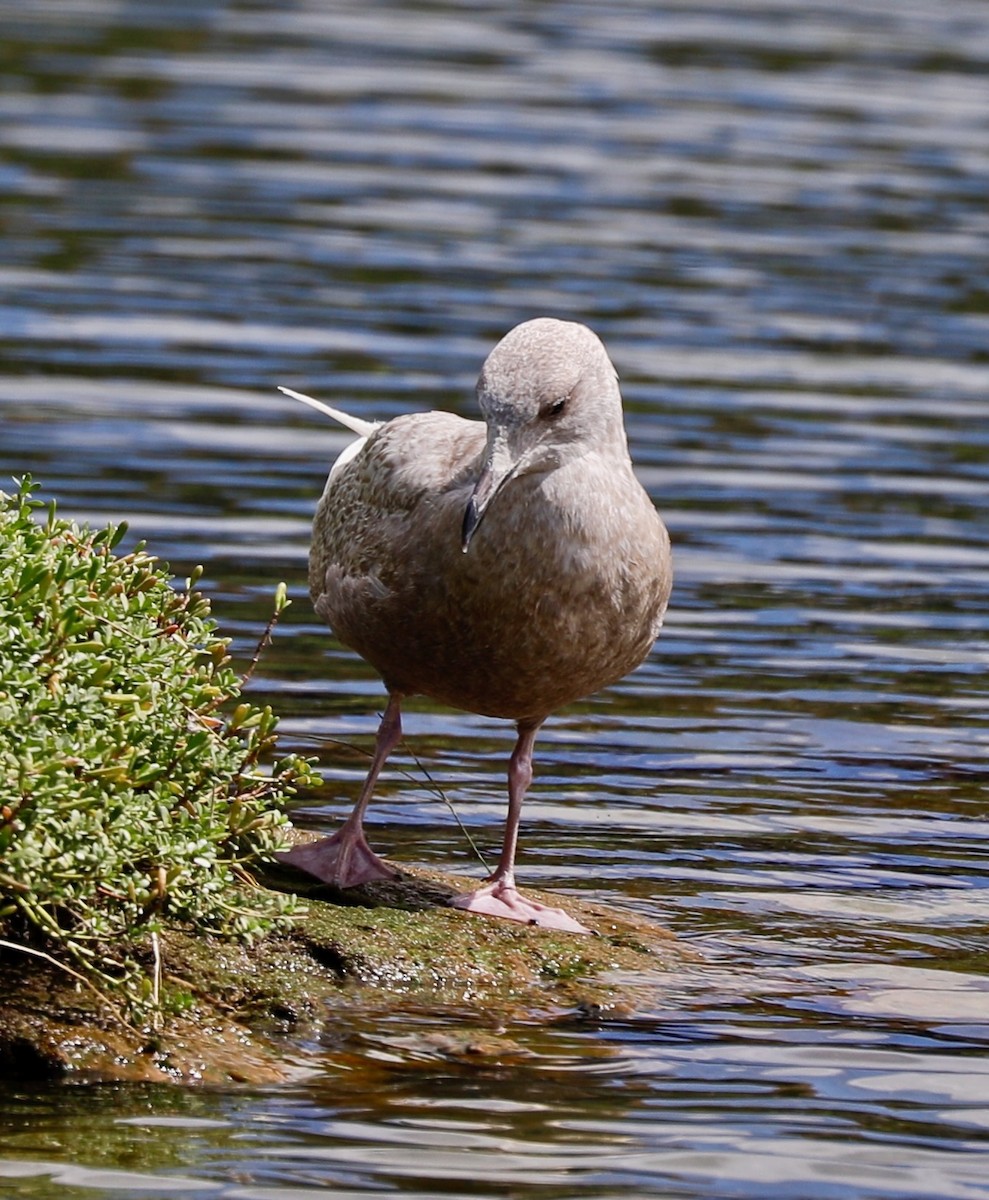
279, 318, 672, 933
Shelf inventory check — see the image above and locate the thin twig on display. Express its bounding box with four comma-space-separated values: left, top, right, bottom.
0, 937, 139, 1035
305, 730, 491, 871
241, 604, 282, 690
150, 931, 162, 1031
400, 738, 491, 871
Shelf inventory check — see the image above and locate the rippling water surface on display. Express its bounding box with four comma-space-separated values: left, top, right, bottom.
2, 1, 989, 1196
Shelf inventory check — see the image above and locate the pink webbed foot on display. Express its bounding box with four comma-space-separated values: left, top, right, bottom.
275, 825, 397, 889
450, 879, 590, 934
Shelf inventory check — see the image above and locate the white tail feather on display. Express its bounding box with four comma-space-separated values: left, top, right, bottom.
278, 386, 380, 439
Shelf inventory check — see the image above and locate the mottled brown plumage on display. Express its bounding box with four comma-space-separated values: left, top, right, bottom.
280, 318, 672, 932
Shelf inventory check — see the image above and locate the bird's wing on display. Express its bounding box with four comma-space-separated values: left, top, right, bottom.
278, 386, 381, 438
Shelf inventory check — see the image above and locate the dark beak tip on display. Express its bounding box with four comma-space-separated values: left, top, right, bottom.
461, 501, 479, 553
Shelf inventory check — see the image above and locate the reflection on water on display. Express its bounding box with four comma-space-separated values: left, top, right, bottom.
2, 0, 989, 1196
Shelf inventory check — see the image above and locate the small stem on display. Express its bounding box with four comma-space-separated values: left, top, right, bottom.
400, 738, 491, 872
298, 732, 491, 871
241, 596, 285, 689
150, 931, 162, 1031
0, 938, 138, 1035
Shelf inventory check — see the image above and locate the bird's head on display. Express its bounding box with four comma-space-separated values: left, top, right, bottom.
461, 318, 627, 552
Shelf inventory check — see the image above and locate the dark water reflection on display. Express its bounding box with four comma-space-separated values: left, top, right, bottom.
2, 0, 989, 1196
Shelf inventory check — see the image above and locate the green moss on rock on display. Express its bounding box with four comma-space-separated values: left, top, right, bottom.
0, 862, 687, 1084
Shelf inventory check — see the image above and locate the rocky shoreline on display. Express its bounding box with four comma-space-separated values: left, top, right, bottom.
0, 861, 687, 1085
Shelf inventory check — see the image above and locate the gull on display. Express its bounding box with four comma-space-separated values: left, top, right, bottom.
278, 317, 672, 933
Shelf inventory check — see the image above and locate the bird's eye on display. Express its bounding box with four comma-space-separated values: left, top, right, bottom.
542, 397, 568, 420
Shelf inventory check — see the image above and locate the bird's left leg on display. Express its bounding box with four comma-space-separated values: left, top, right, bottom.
450, 718, 590, 933
276, 692, 403, 888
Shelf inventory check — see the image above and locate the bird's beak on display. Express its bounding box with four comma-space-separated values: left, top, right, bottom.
461, 432, 519, 553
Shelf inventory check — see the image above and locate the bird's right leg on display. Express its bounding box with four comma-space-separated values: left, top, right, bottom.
450, 719, 590, 933
276, 692, 403, 888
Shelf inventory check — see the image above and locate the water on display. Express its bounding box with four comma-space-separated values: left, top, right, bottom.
2, 0, 989, 1195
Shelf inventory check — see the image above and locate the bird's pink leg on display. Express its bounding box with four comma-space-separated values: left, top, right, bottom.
277, 693, 403, 888
451, 720, 590, 934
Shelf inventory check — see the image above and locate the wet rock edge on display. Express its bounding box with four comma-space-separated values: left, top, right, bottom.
0, 861, 687, 1085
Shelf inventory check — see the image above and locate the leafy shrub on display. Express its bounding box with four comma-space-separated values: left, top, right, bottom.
0, 478, 317, 1010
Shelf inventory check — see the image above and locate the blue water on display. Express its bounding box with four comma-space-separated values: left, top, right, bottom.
2, 1, 989, 1196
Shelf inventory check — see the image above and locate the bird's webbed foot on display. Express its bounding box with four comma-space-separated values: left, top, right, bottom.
450, 877, 590, 933
275, 823, 397, 889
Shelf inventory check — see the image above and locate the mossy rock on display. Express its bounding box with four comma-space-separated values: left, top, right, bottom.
0, 861, 688, 1084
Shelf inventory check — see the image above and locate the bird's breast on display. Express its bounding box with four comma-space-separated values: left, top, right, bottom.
314, 449, 671, 721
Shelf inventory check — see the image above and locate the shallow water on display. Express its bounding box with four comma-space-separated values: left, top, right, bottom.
2, 0, 989, 1196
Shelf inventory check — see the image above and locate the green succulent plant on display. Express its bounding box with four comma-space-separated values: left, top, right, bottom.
0, 477, 317, 1014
